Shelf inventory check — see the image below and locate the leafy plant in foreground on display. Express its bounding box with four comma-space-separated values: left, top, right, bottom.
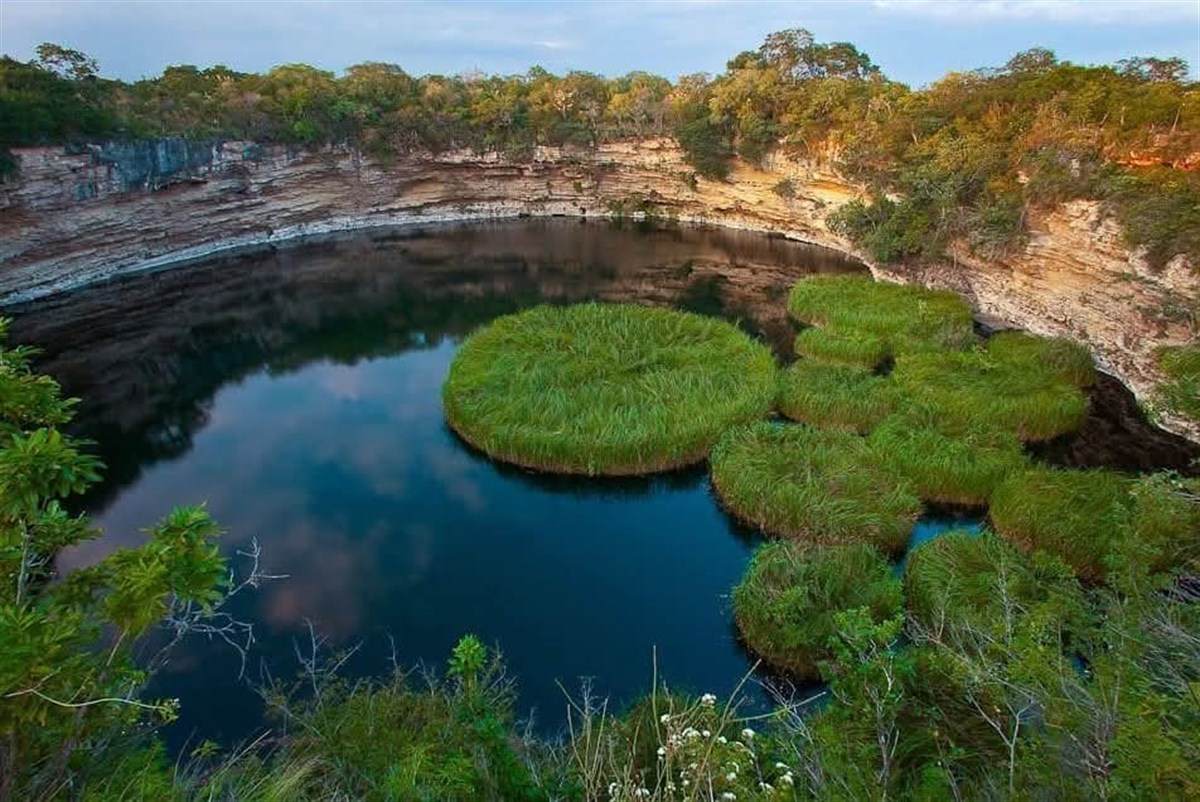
0, 318, 230, 799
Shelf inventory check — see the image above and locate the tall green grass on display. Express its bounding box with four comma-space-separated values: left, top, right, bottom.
867, 417, 1028, 506
710, 422, 921, 554
777, 360, 895, 434
733, 541, 902, 679
991, 468, 1200, 582
787, 275, 976, 354
986, 331, 1096, 388
442, 303, 776, 475
793, 326, 890, 369
904, 530, 1082, 635
1156, 344, 1200, 421
891, 346, 1088, 442
989, 467, 1133, 582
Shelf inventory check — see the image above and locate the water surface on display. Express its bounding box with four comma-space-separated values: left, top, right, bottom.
8, 220, 1195, 749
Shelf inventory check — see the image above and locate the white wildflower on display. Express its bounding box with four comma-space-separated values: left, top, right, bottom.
702, 729, 711, 738
701, 693, 717, 706
721, 794, 737, 801
660, 713, 671, 724
716, 735, 727, 744
726, 771, 738, 782
740, 727, 755, 741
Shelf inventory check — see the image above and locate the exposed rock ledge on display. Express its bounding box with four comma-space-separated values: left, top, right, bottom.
1, 137, 1196, 443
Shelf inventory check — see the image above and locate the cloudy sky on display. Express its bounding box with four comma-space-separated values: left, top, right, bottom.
1, 0, 1197, 86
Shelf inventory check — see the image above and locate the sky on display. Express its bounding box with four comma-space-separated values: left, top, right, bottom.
1, 0, 1197, 87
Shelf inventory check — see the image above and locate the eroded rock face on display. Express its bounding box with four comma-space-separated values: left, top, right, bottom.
1, 137, 1196, 441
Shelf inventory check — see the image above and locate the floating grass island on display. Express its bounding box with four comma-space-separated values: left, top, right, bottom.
793, 325, 889, 369
733, 541, 902, 679
904, 530, 1082, 634
891, 345, 1089, 442
867, 417, 1028, 506
777, 360, 894, 433
989, 468, 1200, 581
710, 422, 922, 554
787, 274, 976, 355
441, 303, 776, 475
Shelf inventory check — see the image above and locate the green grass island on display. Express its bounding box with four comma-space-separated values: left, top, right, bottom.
441, 303, 777, 475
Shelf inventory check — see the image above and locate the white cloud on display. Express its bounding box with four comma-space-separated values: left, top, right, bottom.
872, 0, 1198, 24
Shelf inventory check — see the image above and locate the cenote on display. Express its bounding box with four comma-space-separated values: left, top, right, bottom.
7, 219, 1198, 752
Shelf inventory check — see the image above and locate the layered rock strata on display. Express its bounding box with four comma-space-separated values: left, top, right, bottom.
1, 137, 1196, 441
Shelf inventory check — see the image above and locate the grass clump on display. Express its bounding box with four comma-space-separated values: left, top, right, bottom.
892, 345, 1088, 442
777, 360, 895, 434
989, 467, 1133, 582
710, 422, 921, 554
1128, 472, 1200, 572
904, 530, 1082, 635
733, 541, 902, 679
867, 417, 1028, 506
991, 468, 1200, 582
1156, 344, 1200, 421
986, 330, 1096, 388
787, 275, 976, 354
793, 326, 889, 369
442, 303, 775, 475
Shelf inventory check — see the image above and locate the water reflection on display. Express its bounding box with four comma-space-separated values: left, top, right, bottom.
8, 221, 863, 747
6, 219, 1195, 751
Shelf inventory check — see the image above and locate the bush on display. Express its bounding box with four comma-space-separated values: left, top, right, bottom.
733, 541, 902, 678
788, 275, 976, 355
867, 417, 1028, 506
793, 325, 889, 369
710, 422, 921, 554
674, 112, 733, 179
777, 359, 894, 433
442, 303, 776, 475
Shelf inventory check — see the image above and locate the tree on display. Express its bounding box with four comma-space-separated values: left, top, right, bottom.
34, 43, 98, 81
0, 318, 234, 798
1118, 56, 1190, 83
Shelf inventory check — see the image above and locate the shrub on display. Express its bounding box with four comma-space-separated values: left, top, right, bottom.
777, 359, 894, 433
733, 541, 902, 679
867, 417, 1028, 506
247, 637, 548, 801
793, 326, 889, 369
710, 422, 922, 554
891, 346, 1088, 442
1156, 344, 1200, 421
442, 303, 776, 475
787, 275, 976, 355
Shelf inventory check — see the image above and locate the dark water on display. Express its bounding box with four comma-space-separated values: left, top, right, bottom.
6, 220, 1196, 750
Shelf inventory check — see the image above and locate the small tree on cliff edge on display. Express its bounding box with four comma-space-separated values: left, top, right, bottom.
0, 317, 233, 799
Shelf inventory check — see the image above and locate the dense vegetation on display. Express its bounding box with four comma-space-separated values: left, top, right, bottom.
3, 32, 1198, 272
3, 28, 1200, 801
442, 303, 775, 474
710, 422, 921, 554
732, 542, 901, 679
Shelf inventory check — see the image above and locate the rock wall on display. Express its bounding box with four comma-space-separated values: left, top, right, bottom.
1, 137, 1196, 442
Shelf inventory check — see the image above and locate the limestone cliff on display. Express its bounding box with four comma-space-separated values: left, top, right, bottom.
1, 137, 1196, 442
